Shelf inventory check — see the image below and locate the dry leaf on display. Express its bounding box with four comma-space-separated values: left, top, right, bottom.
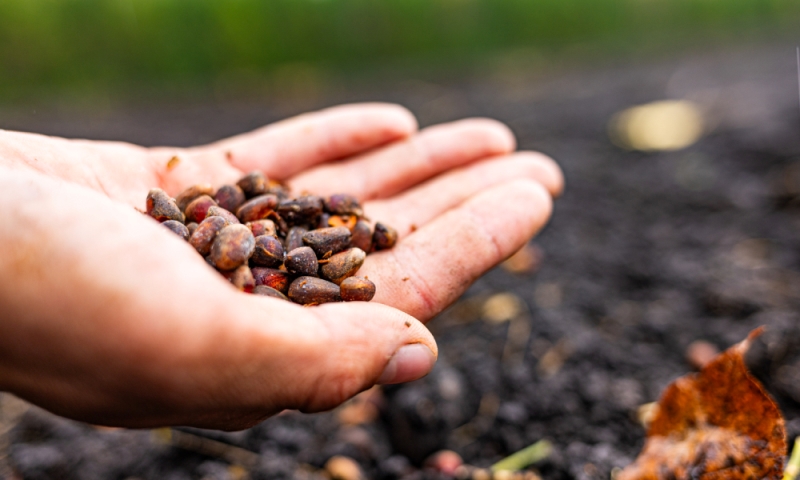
619, 327, 785, 480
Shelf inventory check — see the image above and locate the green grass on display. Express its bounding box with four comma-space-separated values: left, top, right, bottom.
1, 0, 799, 103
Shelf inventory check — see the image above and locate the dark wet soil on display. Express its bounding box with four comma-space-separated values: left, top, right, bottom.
3, 42, 800, 480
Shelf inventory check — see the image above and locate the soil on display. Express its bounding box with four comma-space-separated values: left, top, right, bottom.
2, 41, 800, 480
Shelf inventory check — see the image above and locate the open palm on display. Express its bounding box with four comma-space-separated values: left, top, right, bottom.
0, 103, 562, 429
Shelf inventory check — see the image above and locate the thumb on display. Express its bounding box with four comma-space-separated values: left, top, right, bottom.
213, 296, 438, 418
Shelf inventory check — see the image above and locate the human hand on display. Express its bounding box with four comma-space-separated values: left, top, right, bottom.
0, 103, 562, 429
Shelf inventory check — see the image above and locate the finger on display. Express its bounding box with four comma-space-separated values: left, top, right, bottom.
366, 151, 563, 236
199, 103, 418, 180
360, 179, 554, 321
288, 118, 516, 199
194, 298, 437, 426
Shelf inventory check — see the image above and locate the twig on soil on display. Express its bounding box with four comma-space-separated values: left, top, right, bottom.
152, 428, 260, 469
783, 437, 800, 480
490, 440, 552, 473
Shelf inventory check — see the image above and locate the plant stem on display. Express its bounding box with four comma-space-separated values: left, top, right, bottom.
491, 440, 552, 472
783, 437, 800, 480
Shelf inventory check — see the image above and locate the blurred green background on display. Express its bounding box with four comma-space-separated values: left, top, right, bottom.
1, 0, 799, 105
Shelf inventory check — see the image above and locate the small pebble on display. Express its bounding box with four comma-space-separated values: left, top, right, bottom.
324, 456, 363, 480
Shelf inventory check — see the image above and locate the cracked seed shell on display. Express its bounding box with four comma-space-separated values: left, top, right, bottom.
320, 248, 366, 285
146, 188, 184, 223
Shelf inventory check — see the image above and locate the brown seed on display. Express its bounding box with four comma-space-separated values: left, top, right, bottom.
288, 276, 341, 305
146, 188, 184, 223
214, 184, 246, 212
252, 267, 290, 293
236, 171, 269, 198
246, 219, 277, 238
350, 220, 373, 252
303, 226, 351, 258
285, 226, 308, 252
253, 285, 289, 300
320, 248, 366, 285
184, 195, 218, 224
208, 224, 256, 271
190, 216, 229, 255
175, 184, 215, 212
162, 220, 190, 240
277, 195, 324, 225
318, 212, 331, 229
206, 205, 240, 225
222, 265, 255, 293
186, 222, 199, 237
267, 179, 291, 199
250, 235, 285, 268
236, 194, 279, 223
372, 222, 398, 250
328, 215, 358, 230
340, 276, 376, 302
285, 246, 319, 277
324, 193, 364, 217
266, 210, 289, 235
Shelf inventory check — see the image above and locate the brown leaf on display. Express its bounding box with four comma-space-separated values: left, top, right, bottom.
619, 327, 785, 480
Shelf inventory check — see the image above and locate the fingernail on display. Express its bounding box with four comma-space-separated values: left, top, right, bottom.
377, 344, 436, 385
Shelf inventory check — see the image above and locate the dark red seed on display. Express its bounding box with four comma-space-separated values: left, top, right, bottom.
253, 285, 289, 301
285, 226, 308, 252
252, 267, 290, 293
340, 276, 376, 302
185, 195, 218, 224
236, 194, 279, 223
146, 188, 184, 223
175, 184, 215, 212
288, 277, 341, 305
208, 225, 256, 271
236, 171, 269, 198
303, 226, 351, 258
162, 220, 190, 240
320, 248, 366, 285
246, 219, 277, 238
324, 193, 364, 217
250, 235, 285, 268
206, 205, 240, 225
350, 220, 373, 252
277, 195, 324, 225
214, 184, 246, 212
222, 265, 255, 293
285, 247, 319, 277
372, 222, 398, 250
190, 216, 229, 255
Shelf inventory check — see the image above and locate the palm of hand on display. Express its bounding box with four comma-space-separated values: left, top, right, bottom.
0, 103, 561, 429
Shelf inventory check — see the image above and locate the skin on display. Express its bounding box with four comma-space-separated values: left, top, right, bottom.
0, 103, 563, 430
